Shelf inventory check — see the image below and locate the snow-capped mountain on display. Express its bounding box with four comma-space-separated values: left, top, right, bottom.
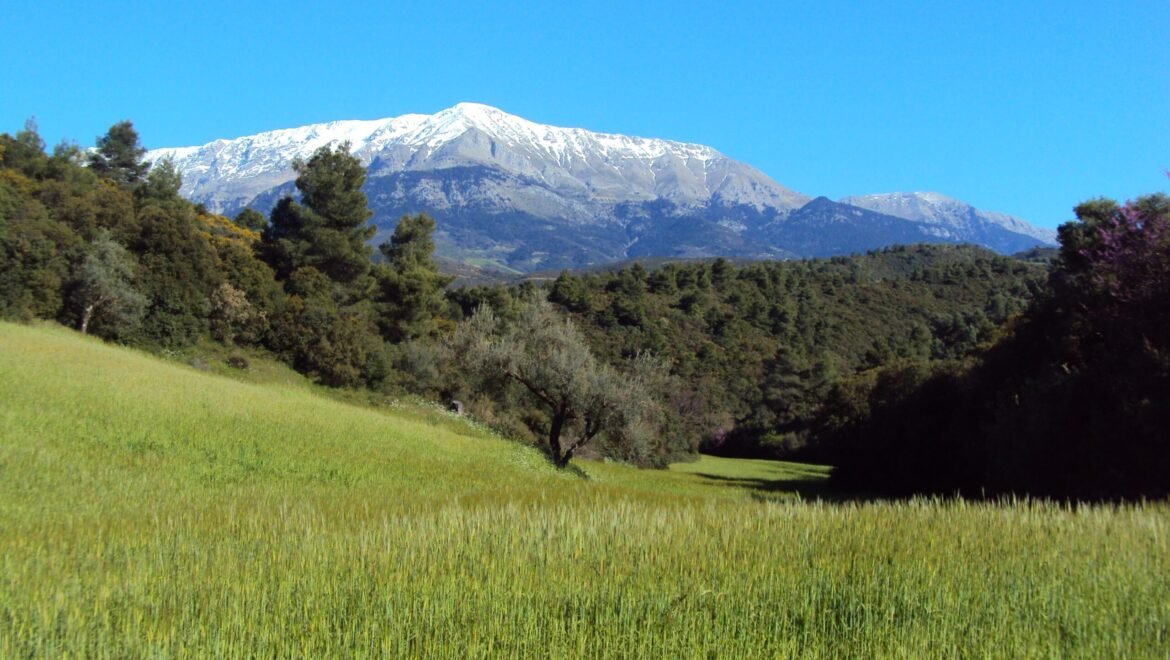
839, 192, 1057, 251
150, 102, 808, 219
148, 103, 1055, 272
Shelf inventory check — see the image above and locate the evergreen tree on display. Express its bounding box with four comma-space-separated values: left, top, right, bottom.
88, 121, 149, 186
268, 266, 388, 387
234, 208, 267, 232
132, 203, 222, 346
0, 119, 48, 179
262, 143, 375, 300
260, 144, 386, 386
0, 196, 79, 321
137, 156, 182, 203
375, 213, 453, 343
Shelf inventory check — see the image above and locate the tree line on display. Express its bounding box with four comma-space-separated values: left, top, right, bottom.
1, 120, 448, 386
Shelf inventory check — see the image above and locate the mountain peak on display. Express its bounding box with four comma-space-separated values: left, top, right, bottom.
839, 191, 1056, 245
444, 101, 511, 121
143, 106, 1053, 271
147, 104, 804, 214
843, 191, 956, 206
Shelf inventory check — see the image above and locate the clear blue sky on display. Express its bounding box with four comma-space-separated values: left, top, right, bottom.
3, 1, 1166, 229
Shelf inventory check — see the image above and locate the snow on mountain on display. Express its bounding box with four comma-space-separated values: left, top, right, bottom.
148, 103, 809, 215
838, 192, 1057, 246
145, 104, 1056, 271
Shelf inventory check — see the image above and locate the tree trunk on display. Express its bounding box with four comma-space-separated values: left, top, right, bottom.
79, 304, 96, 334
548, 411, 568, 468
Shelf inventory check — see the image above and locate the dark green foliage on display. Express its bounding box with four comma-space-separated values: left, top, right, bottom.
131, 203, 222, 346
0, 155, 85, 321
1, 129, 141, 327
442, 244, 1042, 466
46, 177, 140, 244
0, 212, 79, 321
88, 121, 149, 186
262, 144, 375, 301
520, 245, 1045, 459
548, 271, 592, 312
263, 197, 315, 279
1, 120, 398, 389
295, 145, 372, 232
0, 120, 49, 179
375, 213, 453, 343
2, 121, 237, 349
137, 157, 182, 203
269, 267, 389, 387
725, 348, 835, 457
234, 208, 268, 232
827, 194, 1170, 499
257, 145, 389, 387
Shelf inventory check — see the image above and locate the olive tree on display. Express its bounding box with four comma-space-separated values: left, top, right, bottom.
452, 292, 659, 468
72, 230, 147, 336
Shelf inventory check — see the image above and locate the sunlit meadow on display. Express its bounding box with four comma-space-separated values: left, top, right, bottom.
1, 322, 1166, 657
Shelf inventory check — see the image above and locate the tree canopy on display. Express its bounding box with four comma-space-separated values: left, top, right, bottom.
376, 213, 453, 343
452, 293, 663, 467
87, 121, 149, 186
263, 143, 376, 301
824, 193, 1170, 499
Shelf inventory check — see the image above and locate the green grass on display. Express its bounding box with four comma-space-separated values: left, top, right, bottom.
2, 321, 1168, 657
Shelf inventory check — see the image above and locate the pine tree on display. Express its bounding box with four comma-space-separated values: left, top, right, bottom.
376, 213, 453, 343
262, 143, 375, 301
88, 121, 150, 186
260, 143, 387, 386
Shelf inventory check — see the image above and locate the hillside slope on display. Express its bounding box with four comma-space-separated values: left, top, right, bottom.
0, 322, 724, 511
1, 322, 1164, 657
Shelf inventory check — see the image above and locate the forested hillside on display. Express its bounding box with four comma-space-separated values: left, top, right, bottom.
445, 247, 1046, 460
0, 120, 448, 385
823, 194, 1170, 499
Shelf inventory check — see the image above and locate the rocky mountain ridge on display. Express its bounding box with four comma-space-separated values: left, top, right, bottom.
147, 103, 1055, 272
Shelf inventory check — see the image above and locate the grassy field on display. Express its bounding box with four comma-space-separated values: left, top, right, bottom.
1, 322, 1167, 657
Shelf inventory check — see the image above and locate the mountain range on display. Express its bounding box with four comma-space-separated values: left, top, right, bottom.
148, 103, 1057, 273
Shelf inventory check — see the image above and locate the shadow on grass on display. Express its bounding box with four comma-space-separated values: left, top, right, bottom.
690, 471, 901, 503
559, 462, 591, 480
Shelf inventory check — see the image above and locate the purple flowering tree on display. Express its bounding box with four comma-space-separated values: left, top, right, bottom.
1078, 196, 1170, 311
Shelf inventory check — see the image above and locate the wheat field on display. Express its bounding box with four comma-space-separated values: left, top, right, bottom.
1, 322, 1166, 657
